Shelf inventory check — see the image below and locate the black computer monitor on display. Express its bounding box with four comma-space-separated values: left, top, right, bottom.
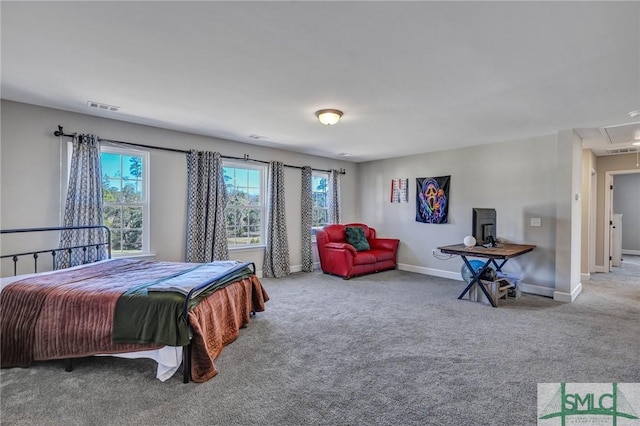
472, 208, 497, 246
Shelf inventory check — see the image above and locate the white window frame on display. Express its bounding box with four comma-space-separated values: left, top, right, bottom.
223, 161, 266, 250
311, 171, 329, 238
98, 144, 150, 256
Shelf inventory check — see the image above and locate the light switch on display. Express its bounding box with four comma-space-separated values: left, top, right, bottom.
531, 217, 541, 227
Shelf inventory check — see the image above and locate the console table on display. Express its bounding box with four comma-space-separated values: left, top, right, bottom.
437, 243, 536, 307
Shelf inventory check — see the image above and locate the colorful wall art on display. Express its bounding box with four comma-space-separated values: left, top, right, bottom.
416, 176, 450, 224
390, 178, 409, 203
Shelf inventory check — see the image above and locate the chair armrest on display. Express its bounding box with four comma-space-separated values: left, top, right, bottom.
324, 242, 358, 256
369, 238, 400, 251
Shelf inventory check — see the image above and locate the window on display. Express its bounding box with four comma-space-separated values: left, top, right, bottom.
100, 146, 150, 255
312, 172, 329, 234
224, 163, 265, 247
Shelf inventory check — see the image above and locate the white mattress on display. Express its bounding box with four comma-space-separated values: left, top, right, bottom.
1, 260, 183, 382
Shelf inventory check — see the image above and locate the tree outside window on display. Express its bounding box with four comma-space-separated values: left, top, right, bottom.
101, 149, 148, 254
224, 164, 264, 246
312, 172, 329, 235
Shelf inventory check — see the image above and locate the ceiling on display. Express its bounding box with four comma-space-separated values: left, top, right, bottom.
2, 1, 639, 163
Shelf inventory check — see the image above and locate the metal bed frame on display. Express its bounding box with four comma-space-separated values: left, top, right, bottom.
1, 225, 112, 276
1, 225, 256, 383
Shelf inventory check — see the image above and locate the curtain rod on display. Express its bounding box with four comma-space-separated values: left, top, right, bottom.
54, 125, 346, 175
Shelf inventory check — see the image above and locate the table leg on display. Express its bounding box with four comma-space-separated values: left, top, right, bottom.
492, 259, 508, 272
457, 256, 498, 308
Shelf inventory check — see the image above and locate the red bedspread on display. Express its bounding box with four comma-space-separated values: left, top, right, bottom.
189, 275, 268, 382
0, 259, 269, 381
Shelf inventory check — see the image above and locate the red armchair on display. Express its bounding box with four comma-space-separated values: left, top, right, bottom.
316, 223, 400, 279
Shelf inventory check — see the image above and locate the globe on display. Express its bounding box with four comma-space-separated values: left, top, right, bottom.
461, 259, 488, 283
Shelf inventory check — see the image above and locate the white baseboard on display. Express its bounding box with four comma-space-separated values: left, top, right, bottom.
398, 263, 555, 298
553, 283, 582, 303
622, 249, 640, 256
519, 283, 555, 298
310, 260, 566, 300
397, 263, 462, 281
258, 263, 317, 278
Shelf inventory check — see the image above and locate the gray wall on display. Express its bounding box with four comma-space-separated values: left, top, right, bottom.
0, 100, 358, 276
613, 173, 640, 252
356, 135, 559, 293
0, 100, 585, 297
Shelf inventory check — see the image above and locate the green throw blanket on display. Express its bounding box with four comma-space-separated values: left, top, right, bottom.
112, 262, 255, 346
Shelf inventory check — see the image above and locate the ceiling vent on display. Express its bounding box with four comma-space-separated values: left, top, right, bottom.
87, 101, 120, 112
248, 134, 267, 140
606, 147, 636, 155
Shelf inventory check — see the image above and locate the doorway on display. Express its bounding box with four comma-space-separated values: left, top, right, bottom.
603, 169, 640, 273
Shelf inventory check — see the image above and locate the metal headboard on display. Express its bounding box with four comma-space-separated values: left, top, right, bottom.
0, 225, 111, 276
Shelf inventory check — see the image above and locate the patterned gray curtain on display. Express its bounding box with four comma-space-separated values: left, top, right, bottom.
300, 166, 314, 272
58, 134, 105, 269
185, 150, 229, 262
328, 169, 341, 224
263, 161, 290, 278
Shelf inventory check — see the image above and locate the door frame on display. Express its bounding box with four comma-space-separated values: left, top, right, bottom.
603, 169, 640, 272
589, 168, 597, 273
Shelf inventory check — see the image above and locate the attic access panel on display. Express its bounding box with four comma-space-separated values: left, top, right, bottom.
599, 122, 640, 144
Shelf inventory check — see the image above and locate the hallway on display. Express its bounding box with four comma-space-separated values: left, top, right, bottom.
590, 254, 640, 285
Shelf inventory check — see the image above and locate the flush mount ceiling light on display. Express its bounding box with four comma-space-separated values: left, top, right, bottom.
315, 109, 343, 126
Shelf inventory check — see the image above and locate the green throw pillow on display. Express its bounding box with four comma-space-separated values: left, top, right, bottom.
345, 226, 370, 251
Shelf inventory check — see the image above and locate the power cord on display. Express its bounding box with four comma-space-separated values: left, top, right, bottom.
431, 250, 457, 261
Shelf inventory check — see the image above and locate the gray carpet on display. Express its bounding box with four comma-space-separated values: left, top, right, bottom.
1, 269, 639, 426
600, 254, 640, 283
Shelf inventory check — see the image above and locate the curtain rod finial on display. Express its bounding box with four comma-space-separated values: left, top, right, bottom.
53, 125, 77, 138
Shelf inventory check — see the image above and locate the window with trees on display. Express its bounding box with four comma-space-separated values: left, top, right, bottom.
312, 172, 329, 235
101, 147, 149, 255
224, 163, 265, 247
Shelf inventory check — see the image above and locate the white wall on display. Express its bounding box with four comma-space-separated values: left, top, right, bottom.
553, 129, 582, 302
356, 134, 559, 295
0, 100, 358, 276
581, 149, 597, 276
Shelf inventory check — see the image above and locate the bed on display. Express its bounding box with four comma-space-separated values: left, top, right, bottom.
0, 226, 269, 383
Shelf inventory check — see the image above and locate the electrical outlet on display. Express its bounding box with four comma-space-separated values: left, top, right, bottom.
432, 249, 437, 256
